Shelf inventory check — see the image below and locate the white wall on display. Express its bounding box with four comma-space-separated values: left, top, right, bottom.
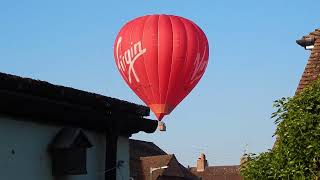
0, 114, 129, 180
116, 136, 130, 180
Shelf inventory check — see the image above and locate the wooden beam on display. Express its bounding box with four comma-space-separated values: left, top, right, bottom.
105, 133, 118, 180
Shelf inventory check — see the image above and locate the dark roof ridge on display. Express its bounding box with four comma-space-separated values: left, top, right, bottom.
129, 138, 156, 144
307, 28, 320, 36
140, 154, 173, 159
0, 71, 158, 135
190, 164, 241, 168
0, 71, 149, 116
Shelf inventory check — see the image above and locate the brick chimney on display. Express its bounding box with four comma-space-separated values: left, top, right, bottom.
196, 153, 208, 172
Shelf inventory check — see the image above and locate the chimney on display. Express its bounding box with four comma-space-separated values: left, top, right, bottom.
196, 153, 208, 172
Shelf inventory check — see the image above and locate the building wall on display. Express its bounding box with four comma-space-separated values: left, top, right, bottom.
117, 136, 130, 180
0, 114, 129, 180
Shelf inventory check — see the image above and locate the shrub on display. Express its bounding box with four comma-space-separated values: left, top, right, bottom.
241, 78, 320, 179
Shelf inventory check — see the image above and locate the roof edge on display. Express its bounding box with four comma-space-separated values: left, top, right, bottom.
0, 72, 158, 136
0, 72, 150, 116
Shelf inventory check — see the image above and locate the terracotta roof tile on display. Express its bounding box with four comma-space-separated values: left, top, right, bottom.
140, 154, 173, 179
129, 139, 167, 178
129, 139, 167, 159
139, 155, 198, 180
190, 165, 242, 180
129, 140, 198, 179
296, 29, 320, 94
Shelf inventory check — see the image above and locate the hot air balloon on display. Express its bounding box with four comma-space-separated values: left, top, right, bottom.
114, 14, 209, 121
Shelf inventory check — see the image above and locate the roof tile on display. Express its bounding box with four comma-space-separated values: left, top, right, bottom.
296, 36, 320, 94
190, 166, 242, 180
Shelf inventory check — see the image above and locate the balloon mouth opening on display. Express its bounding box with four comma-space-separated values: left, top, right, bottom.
149, 104, 174, 121
155, 113, 166, 121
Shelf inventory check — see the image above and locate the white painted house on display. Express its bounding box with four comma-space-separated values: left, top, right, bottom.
0, 72, 158, 180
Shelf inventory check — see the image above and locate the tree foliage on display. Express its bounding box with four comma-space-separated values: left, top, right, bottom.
240, 79, 320, 179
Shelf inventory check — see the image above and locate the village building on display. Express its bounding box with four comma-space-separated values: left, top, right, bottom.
189, 154, 241, 180
0, 72, 158, 180
129, 139, 198, 180
129, 139, 242, 180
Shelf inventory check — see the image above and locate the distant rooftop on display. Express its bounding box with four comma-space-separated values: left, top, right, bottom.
129, 139, 242, 180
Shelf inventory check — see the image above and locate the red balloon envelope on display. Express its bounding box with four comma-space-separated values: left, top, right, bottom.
114, 14, 209, 121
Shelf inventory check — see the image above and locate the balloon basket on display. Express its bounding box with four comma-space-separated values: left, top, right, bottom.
158, 121, 166, 132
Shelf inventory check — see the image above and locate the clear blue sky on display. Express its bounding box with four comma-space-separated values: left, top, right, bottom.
1, 0, 319, 166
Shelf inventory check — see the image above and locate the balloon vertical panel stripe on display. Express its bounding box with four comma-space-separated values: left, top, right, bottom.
142, 15, 160, 106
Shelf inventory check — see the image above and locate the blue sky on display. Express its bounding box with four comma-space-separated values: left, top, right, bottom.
1, 0, 319, 166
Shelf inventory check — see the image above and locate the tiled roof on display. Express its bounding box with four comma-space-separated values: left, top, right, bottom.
190, 165, 242, 180
129, 139, 167, 159
140, 155, 198, 180
129, 139, 168, 179
129, 140, 198, 180
296, 29, 320, 94
129, 140, 242, 180
140, 154, 173, 179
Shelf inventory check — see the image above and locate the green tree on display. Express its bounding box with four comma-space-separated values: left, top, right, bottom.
240, 78, 320, 179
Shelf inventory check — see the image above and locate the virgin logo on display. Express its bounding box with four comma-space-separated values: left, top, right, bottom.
190, 46, 208, 84
116, 37, 146, 84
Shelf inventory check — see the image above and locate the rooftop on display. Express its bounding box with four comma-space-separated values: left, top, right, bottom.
296, 29, 320, 94
0, 72, 158, 135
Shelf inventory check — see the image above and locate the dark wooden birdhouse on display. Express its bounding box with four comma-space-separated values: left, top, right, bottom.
49, 127, 93, 176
